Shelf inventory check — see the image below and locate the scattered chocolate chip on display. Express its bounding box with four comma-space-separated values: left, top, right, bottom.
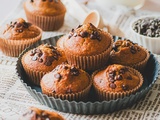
127, 75, 132, 80
70, 66, 79, 76
66, 88, 72, 94
109, 78, 115, 83
54, 73, 61, 80
90, 34, 97, 39
16, 23, 22, 28
41, 112, 49, 118
38, 58, 43, 63
44, 61, 52, 66
122, 84, 128, 90
77, 25, 82, 29
32, 56, 37, 61
119, 69, 125, 74
31, 0, 34, 2
80, 31, 88, 38
73, 33, 77, 37
63, 65, 68, 70
115, 75, 123, 80
110, 83, 116, 89
52, 90, 56, 93
130, 46, 136, 54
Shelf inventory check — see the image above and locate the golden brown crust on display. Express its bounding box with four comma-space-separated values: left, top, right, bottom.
56, 35, 67, 50
40, 63, 91, 94
19, 107, 64, 120
93, 64, 142, 92
64, 23, 113, 56
1, 18, 41, 40
22, 44, 66, 72
24, 0, 66, 16
110, 39, 148, 65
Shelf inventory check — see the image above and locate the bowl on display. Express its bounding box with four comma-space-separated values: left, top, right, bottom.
16, 35, 159, 114
130, 15, 160, 54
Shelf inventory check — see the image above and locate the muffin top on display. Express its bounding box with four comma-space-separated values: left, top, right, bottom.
40, 63, 91, 94
93, 64, 142, 92
56, 35, 67, 50
22, 44, 66, 72
110, 39, 148, 65
1, 18, 41, 40
24, 0, 66, 16
64, 23, 113, 56
19, 107, 64, 120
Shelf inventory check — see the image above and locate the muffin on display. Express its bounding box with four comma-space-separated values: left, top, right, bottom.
130, 16, 160, 54
21, 43, 67, 85
0, 18, 42, 57
40, 62, 92, 101
19, 107, 65, 120
63, 23, 113, 71
24, 0, 66, 31
92, 64, 143, 101
110, 39, 150, 71
56, 35, 67, 50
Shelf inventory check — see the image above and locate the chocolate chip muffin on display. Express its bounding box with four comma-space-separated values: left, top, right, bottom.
24, 0, 66, 31
56, 35, 67, 50
21, 43, 67, 85
110, 39, 150, 71
19, 107, 65, 120
63, 23, 113, 71
0, 18, 42, 57
92, 64, 143, 101
40, 62, 92, 101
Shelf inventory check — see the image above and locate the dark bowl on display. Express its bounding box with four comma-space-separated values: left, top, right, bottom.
16, 35, 159, 114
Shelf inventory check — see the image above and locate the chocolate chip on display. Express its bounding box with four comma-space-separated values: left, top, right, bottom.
130, 46, 136, 54
41, 112, 49, 118
32, 56, 37, 61
109, 78, 115, 83
70, 66, 79, 76
38, 58, 43, 63
115, 75, 123, 80
54, 73, 61, 80
49, 0, 53, 2
80, 31, 88, 38
31, 0, 34, 2
127, 75, 132, 80
119, 69, 125, 74
63, 66, 68, 70
133, 17, 160, 37
66, 88, 72, 94
90, 34, 96, 39
122, 84, 128, 90
23, 22, 29, 28
77, 25, 82, 29
110, 83, 116, 89
44, 61, 52, 66
52, 90, 56, 93
16, 23, 22, 28
73, 33, 77, 37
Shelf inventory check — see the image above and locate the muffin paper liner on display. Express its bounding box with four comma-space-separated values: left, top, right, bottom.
65, 33, 114, 71
24, 6, 65, 31
130, 47, 150, 72
92, 66, 144, 101
41, 73, 92, 101
16, 35, 159, 114
1, 26, 42, 57
21, 55, 46, 86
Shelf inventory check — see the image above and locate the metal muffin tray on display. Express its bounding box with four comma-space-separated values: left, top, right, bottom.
16, 35, 159, 114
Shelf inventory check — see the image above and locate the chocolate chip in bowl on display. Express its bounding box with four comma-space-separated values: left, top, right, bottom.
130, 15, 160, 54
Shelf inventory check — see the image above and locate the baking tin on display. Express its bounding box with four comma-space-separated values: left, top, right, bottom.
16, 35, 159, 114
